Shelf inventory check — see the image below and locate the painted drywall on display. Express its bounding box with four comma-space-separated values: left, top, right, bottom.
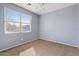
78, 5, 79, 48
0, 3, 78, 51
40, 4, 78, 47
0, 3, 39, 51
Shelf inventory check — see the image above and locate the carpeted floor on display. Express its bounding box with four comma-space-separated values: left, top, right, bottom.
0, 39, 79, 56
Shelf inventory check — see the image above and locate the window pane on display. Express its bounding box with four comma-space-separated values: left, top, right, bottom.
21, 14, 31, 24
5, 8, 20, 22
21, 14, 31, 32
21, 23, 31, 32
4, 8, 32, 33
5, 22, 20, 32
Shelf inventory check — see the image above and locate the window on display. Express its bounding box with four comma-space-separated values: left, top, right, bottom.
4, 8, 31, 33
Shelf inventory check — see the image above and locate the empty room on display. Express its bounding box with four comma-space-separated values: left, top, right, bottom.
0, 3, 79, 56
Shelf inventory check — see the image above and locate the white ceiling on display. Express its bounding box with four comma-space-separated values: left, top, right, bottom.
15, 3, 76, 15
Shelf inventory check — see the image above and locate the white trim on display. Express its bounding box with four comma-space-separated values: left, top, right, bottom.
4, 8, 32, 34
77, 46, 79, 48
0, 39, 78, 52
0, 39, 37, 52
41, 38, 78, 48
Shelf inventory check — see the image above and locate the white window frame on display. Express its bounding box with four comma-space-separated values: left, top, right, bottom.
4, 8, 32, 34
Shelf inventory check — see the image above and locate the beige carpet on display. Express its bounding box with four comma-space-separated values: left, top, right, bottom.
0, 39, 79, 56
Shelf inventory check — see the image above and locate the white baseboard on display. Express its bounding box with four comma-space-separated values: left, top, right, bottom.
0, 38, 78, 52
41, 38, 78, 48
77, 46, 79, 49
0, 39, 37, 52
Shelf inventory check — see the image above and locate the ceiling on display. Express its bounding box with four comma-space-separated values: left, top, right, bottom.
15, 3, 76, 15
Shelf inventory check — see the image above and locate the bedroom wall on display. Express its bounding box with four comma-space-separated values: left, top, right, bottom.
78, 4, 79, 48
40, 4, 78, 47
0, 3, 39, 51
0, 3, 78, 51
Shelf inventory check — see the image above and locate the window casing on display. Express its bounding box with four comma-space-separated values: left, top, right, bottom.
4, 8, 32, 33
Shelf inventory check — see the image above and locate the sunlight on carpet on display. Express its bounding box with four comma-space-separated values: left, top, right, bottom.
19, 47, 36, 56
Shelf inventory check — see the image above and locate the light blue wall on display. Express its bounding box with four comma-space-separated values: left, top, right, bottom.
0, 3, 39, 51
40, 4, 78, 47
0, 3, 79, 51
78, 5, 79, 48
